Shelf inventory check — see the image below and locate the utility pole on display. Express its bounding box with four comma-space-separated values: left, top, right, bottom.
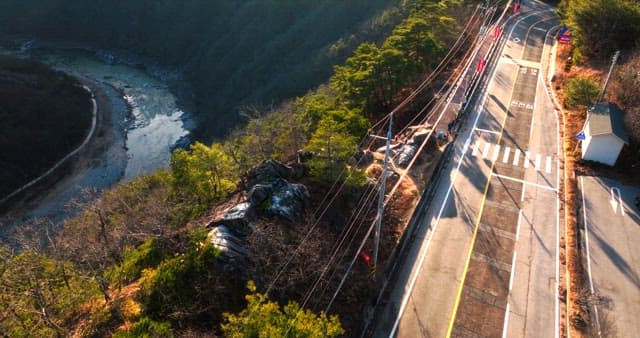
371, 113, 392, 275
597, 50, 620, 103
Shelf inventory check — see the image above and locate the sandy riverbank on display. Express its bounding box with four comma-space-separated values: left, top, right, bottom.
0, 75, 129, 234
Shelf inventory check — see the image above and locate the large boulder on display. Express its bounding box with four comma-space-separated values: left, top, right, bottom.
209, 202, 254, 235
394, 143, 418, 167
248, 183, 273, 206
267, 179, 310, 222
244, 159, 295, 188
208, 225, 247, 269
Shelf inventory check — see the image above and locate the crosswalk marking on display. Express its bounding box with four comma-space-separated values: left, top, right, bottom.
470, 141, 554, 174
503, 147, 511, 163
492, 145, 501, 162
482, 142, 491, 159
513, 149, 521, 166
472, 141, 481, 156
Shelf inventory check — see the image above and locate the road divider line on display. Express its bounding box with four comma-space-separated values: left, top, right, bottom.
535, 153, 542, 170
494, 173, 557, 191
546, 156, 552, 174
581, 177, 601, 333
474, 127, 502, 135
524, 151, 530, 168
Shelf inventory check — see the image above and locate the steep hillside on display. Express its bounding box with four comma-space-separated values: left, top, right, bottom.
0, 56, 91, 198
0, 0, 402, 139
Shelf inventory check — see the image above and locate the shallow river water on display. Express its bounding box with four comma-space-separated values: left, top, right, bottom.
0, 42, 193, 224
32, 48, 193, 180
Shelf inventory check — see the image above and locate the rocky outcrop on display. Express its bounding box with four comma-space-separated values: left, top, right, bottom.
209, 202, 254, 236
244, 159, 305, 188
266, 179, 310, 222
207, 225, 247, 269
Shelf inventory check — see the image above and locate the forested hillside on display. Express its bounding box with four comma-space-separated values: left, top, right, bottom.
0, 0, 402, 139
0, 0, 478, 336
0, 56, 91, 198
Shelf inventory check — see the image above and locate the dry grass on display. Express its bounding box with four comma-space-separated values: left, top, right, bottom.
552, 43, 616, 337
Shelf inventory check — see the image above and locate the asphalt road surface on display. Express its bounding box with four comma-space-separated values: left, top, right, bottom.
580, 175, 640, 337
372, 2, 561, 337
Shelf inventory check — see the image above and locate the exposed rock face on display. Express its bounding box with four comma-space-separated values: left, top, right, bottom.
209, 202, 254, 236
208, 225, 247, 268
394, 144, 418, 167
248, 183, 273, 206
267, 179, 310, 222
244, 159, 294, 188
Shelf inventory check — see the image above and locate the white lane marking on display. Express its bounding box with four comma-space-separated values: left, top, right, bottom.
534, 26, 548, 32
513, 149, 521, 166
546, 156, 552, 174
535, 153, 542, 170
388, 9, 555, 333
503, 147, 511, 163
610, 187, 625, 216
524, 151, 531, 168
482, 142, 492, 159
502, 302, 511, 338
472, 141, 481, 156
503, 209, 523, 338
581, 177, 601, 333
492, 145, 501, 162
475, 127, 502, 135
494, 173, 557, 191
544, 23, 562, 338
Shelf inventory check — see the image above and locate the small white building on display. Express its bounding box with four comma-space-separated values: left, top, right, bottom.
581, 102, 628, 166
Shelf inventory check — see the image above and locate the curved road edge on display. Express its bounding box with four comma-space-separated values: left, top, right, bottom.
0, 84, 98, 207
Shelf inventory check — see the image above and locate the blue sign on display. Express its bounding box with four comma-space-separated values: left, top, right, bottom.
559, 25, 569, 37
576, 131, 585, 140
559, 25, 573, 44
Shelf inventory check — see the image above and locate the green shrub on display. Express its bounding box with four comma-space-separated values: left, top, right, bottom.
564, 76, 600, 108
139, 229, 221, 319
222, 281, 344, 338
113, 317, 173, 338
106, 238, 168, 286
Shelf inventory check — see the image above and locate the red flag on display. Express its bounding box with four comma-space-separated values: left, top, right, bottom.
513, 2, 520, 13
476, 59, 486, 73
359, 251, 371, 265
494, 27, 502, 40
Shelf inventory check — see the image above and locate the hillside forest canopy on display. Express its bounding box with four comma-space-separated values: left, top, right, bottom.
3, 0, 602, 337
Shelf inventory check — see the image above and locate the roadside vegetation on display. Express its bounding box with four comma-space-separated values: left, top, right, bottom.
0, 0, 476, 336
555, 0, 640, 336
0, 56, 92, 199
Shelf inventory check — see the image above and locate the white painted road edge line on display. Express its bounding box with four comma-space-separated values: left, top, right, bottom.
543, 23, 562, 338
502, 199, 524, 338
580, 176, 601, 333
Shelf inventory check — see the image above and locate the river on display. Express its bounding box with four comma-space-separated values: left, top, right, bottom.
0, 40, 193, 225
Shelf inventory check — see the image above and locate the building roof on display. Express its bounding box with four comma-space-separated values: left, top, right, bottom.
586, 102, 629, 143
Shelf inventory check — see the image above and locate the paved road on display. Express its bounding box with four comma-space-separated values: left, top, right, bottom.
579, 176, 640, 337
372, 2, 561, 337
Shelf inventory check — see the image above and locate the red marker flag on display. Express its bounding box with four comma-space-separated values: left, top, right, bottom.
494, 27, 502, 40
359, 250, 371, 265
476, 59, 486, 73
